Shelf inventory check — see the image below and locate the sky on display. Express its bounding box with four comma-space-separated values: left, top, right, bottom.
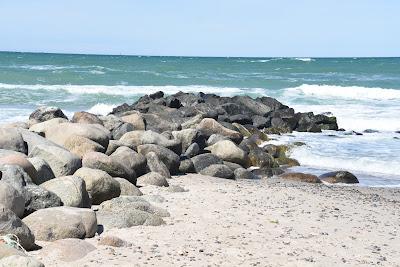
0, 0, 399, 57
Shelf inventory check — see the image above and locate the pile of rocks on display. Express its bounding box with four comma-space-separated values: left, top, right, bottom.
0, 91, 355, 264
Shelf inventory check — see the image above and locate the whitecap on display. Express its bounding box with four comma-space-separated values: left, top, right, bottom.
86, 103, 116, 115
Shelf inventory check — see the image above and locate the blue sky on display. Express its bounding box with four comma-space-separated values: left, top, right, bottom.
0, 0, 398, 57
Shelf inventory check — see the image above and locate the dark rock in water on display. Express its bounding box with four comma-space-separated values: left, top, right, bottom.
251, 167, 284, 178
199, 164, 234, 179
344, 131, 363, 136
149, 91, 164, 99
319, 171, 359, 184
279, 172, 321, 183
166, 97, 182, 108
29, 106, 68, 123
228, 114, 252, 125
179, 159, 195, 173
270, 117, 292, 133
247, 147, 277, 168
395, 130, 400, 134
363, 129, 379, 133
252, 115, 270, 129
295, 112, 322, 133
191, 153, 223, 173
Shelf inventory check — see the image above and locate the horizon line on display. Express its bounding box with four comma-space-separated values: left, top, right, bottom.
0, 50, 399, 59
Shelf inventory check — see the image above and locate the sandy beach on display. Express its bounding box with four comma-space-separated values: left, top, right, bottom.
33, 174, 400, 267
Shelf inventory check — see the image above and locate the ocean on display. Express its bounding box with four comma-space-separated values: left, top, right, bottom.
0, 52, 399, 186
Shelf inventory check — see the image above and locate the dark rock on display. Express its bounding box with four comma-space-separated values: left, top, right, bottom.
112, 123, 134, 140
191, 153, 223, 173
184, 143, 200, 158
29, 106, 68, 123
24, 184, 63, 216
280, 172, 321, 183
179, 159, 195, 173
228, 114, 252, 125
149, 91, 164, 99
319, 171, 359, 184
199, 164, 234, 179
251, 167, 284, 178
166, 97, 182, 108
252, 115, 270, 129
146, 152, 171, 178
137, 144, 180, 175
234, 168, 258, 179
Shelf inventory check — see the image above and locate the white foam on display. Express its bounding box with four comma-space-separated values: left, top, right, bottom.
0, 83, 263, 96
286, 84, 400, 100
293, 58, 314, 62
86, 103, 116, 116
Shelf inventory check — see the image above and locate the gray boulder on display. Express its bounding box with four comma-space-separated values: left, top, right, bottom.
0, 128, 27, 154
74, 167, 121, 205
207, 134, 229, 146
63, 135, 105, 158
0, 181, 25, 218
26, 157, 55, 184
23, 184, 63, 216
172, 129, 206, 152
234, 168, 258, 179
22, 207, 97, 241
112, 122, 134, 140
0, 154, 37, 181
41, 176, 90, 208
0, 255, 44, 267
319, 171, 359, 184
184, 143, 200, 158
71, 111, 103, 125
115, 178, 143, 196
205, 140, 247, 166
145, 152, 171, 178
191, 153, 223, 173
109, 146, 146, 177
179, 159, 195, 173
120, 130, 181, 154
28, 145, 82, 177
0, 165, 32, 191
137, 172, 169, 187
199, 164, 234, 179
196, 118, 242, 143
82, 152, 136, 184
137, 144, 180, 174
0, 208, 35, 250
29, 106, 68, 123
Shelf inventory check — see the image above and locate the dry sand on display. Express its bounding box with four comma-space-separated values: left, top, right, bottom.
33, 174, 400, 267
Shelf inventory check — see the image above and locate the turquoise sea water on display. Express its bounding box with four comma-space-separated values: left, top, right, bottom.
0, 52, 399, 186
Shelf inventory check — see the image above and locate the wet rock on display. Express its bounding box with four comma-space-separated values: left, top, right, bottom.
279, 172, 322, 183
319, 171, 359, 184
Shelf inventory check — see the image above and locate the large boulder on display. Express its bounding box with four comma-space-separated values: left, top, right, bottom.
137, 172, 169, 187
74, 167, 121, 205
115, 178, 143, 196
111, 123, 134, 140
109, 146, 147, 177
247, 147, 277, 168
44, 123, 111, 148
184, 143, 200, 158
0, 255, 44, 267
145, 152, 171, 178
205, 140, 247, 166
23, 207, 97, 241
29, 145, 82, 177
196, 118, 242, 143
0, 182, 25, 218
41, 176, 90, 208
121, 113, 146, 130
120, 130, 181, 154
71, 111, 103, 125
23, 184, 63, 216
82, 152, 136, 184
29, 118, 68, 135
105, 140, 136, 155
279, 172, 322, 183
319, 171, 359, 184
63, 135, 105, 158
199, 164, 234, 179
18, 128, 62, 154
0, 154, 37, 181
38, 238, 96, 263
26, 157, 55, 184
234, 168, 258, 179
96, 197, 167, 230
232, 95, 272, 116
0, 208, 35, 250
0, 128, 27, 154
137, 144, 180, 175
29, 106, 68, 123
0, 165, 32, 191
172, 129, 207, 152
191, 153, 223, 173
